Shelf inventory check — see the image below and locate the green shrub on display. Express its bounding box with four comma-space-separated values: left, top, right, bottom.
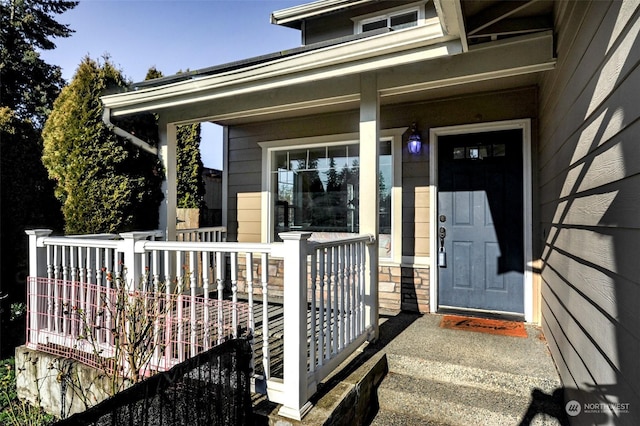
0, 357, 55, 426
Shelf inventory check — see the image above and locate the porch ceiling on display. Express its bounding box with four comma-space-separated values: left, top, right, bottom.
460, 0, 554, 45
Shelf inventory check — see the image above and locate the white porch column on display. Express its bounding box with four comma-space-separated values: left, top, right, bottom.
25, 229, 52, 346
158, 119, 177, 241
359, 73, 380, 340
278, 231, 314, 420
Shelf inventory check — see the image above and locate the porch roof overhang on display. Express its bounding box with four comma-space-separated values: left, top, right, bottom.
101, 26, 555, 127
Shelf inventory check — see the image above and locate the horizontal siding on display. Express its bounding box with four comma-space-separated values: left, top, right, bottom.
538, 0, 640, 422
235, 192, 261, 243
227, 87, 538, 255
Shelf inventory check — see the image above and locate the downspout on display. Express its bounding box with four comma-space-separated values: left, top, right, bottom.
102, 108, 158, 155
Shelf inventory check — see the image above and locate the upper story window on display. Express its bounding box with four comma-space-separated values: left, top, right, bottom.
354, 2, 431, 34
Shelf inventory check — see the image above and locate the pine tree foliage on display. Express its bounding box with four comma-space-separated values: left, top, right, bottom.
42, 57, 163, 234
0, 0, 76, 355
145, 66, 205, 209
0, 0, 78, 127
176, 123, 205, 209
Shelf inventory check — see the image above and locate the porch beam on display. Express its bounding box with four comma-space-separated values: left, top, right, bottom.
359, 73, 380, 341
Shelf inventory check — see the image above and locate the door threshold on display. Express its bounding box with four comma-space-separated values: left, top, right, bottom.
438, 306, 525, 322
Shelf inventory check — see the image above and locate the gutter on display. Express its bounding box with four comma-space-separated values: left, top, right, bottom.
102, 107, 158, 155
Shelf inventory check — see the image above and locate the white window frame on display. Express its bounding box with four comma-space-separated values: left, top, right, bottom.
260, 129, 403, 264
353, 1, 430, 34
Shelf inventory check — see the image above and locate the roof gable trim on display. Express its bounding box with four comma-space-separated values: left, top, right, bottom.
271, 0, 371, 26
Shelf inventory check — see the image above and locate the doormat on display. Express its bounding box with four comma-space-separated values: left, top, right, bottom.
440, 315, 527, 338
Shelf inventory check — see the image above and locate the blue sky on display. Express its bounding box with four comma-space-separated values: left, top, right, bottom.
40, 0, 303, 169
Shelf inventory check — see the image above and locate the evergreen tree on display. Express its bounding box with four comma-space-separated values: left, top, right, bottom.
1, 0, 77, 126
145, 67, 205, 210
176, 123, 205, 209
42, 57, 163, 234
0, 0, 76, 355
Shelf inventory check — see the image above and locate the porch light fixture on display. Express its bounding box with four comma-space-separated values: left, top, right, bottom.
407, 123, 422, 154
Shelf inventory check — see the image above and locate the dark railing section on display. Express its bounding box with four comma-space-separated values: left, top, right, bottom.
53, 338, 253, 426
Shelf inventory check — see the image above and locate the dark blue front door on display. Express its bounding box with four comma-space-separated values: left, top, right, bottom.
437, 129, 524, 314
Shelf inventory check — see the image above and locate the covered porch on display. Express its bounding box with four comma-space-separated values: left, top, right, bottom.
23, 226, 378, 420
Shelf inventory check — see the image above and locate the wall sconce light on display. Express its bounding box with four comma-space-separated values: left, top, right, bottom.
407, 123, 422, 154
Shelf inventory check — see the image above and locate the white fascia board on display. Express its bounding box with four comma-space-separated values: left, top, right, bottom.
434, 0, 468, 51
271, 0, 371, 25
102, 22, 452, 116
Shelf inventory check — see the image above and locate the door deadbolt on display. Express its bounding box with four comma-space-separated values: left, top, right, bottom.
439, 227, 446, 238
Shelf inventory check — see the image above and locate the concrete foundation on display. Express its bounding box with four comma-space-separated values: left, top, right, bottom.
15, 346, 126, 419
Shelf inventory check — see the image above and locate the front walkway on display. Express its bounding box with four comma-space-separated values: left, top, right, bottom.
368, 313, 567, 425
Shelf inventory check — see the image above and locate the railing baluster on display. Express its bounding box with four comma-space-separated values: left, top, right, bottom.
216, 251, 224, 345
46, 246, 54, 333
246, 252, 254, 374
202, 251, 211, 351
261, 253, 270, 379
164, 254, 173, 370
105, 249, 113, 347
359, 241, 365, 332
62, 246, 69, 282
231, 252, 238, 338
52, 246, 60, 333
189, 250, 197, 357
339, 244, 345, 350
309, 249, 317, 372
151, 250, 161, 367
318, 249, 325, 366
61, 246, 69, 335
70, 247, 77, 339
332, 246, 339, 356
325, 248, 332, 360
78, 247, 86, 336
345, 243, 351, 342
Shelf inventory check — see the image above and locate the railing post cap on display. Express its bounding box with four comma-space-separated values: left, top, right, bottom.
278, 231, 313, 241
25, 229, 53, 237
119, 231, 159, 240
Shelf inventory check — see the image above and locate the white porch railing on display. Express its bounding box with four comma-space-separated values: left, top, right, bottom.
176, 226, 226, 243
24, 228, 377, 420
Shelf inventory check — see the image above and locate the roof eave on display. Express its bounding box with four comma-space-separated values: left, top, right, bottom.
271, 0, 372, 28
101, 23, 452, 115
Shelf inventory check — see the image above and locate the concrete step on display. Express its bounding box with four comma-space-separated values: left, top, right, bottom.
370, 354, 564, 425
368, 405, 451, 426
376, 370, 522, 425
387, 353, 560, 397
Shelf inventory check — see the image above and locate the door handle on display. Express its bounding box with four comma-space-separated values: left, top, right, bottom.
438, 226, 447, 267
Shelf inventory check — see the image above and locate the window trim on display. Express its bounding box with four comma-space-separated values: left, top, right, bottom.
259, 129, 404, 264
353, 1, 430, 34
